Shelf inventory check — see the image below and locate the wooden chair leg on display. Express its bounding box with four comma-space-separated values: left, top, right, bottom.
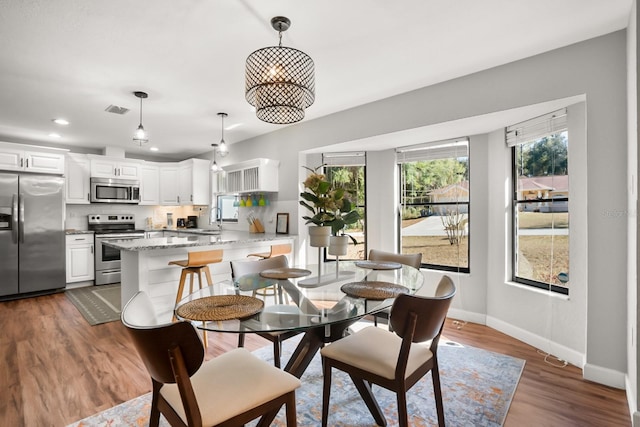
173, 269, 189, 321
238, 333, 245, 347
273, 338, 281, 368
285, 391, 297, 427
203, 265, 213, 286
349, 374, 386, 426
397, 390, 409, 427
188, 270, 194, 294
432, 362, 445, 426
196, 268, 204, 290
149, 380, 162, 427
321, 359, 332, 427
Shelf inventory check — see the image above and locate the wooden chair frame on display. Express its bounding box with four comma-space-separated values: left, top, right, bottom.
123, 293, 298, 427
321, 285, 455, 427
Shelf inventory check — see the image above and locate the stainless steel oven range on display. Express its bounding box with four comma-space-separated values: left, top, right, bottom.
88, 214, 145, 285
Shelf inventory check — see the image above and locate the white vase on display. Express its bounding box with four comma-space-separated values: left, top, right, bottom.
308, 225, 331, 247
328, 235, 349, 256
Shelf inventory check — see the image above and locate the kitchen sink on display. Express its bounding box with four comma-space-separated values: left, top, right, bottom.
181, 229, 221, 235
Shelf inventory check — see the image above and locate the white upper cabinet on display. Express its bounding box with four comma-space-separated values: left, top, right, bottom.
65, 153, 91, 204
0, 142, 65, 174
159, 163, 179, 205
139, 162, 160, 205
89, 156, 140, 179
178, 158, 210, 205
224, 158, 279, 193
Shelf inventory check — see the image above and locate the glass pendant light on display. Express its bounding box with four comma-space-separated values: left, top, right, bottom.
132, 91, 149, 146
211, 112, 230, 171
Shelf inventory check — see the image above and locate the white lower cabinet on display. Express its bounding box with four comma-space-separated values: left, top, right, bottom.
66, 234, 95, 283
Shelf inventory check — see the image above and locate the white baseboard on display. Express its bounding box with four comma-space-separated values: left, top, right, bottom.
448, 308, 626, 389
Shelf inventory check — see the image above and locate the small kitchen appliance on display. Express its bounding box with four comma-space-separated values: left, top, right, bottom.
186, 216, 198, 228
176, 218, 186, 228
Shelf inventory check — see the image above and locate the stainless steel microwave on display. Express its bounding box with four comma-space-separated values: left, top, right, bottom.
90, 177, 140, 204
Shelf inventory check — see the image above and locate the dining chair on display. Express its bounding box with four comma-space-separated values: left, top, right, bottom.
230, 255, 303, 368
320, 276, 455, 427
368, 249, 423, 329
122, 291, 301, 427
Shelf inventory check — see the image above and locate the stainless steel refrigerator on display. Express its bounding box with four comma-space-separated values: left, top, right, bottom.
0, 172, 65, 298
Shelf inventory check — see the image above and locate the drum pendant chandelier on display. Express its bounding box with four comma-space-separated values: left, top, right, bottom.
245, 16, 315, 124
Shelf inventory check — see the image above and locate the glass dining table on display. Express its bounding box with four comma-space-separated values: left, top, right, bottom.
175, 260, 424, 379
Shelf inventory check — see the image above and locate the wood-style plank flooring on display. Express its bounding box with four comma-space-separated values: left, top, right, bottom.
0, 291, 631, 426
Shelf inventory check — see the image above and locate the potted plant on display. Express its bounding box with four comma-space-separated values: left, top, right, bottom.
300, 165, 362, 253
299, 166, 335, 247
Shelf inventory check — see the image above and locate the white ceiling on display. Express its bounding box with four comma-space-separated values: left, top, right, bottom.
0, 0, 632, 160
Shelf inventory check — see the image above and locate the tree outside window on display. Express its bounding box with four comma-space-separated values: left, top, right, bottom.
398, 139, 469, 272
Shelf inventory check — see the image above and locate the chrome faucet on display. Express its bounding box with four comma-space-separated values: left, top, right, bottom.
216, 207, 222, 231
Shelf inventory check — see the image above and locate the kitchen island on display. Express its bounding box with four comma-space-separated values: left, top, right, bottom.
103, 231, 296, 318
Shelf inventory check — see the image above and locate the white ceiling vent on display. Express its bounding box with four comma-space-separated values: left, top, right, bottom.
105, 105, 129, 115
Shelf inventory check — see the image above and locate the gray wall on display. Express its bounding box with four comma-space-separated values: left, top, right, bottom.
227, 31, 629, 390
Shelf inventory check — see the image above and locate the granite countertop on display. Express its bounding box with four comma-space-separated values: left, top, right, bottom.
65, 230, 94, 235
102, 231, 295, 251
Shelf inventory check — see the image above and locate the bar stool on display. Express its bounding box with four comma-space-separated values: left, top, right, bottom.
169, 249, 224, 347
247, 243, 292, 260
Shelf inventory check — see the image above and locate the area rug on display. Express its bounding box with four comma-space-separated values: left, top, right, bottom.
67, 335, 525, 426
66, 284, 121, 325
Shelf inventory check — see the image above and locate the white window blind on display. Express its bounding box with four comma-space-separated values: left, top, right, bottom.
506, 108, 567, 147
396, 138, 468, 163
322, 151, 365, 167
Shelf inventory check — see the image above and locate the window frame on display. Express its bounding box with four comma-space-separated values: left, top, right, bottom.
397, 139, 470, 273
510, 126, 569, 295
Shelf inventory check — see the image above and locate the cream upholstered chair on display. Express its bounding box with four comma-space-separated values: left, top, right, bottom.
122, 291, 301, 427
230, 255, 302, 368
320, 276, 455, 427
368, 249, 422, 328
368, 249, 422, 269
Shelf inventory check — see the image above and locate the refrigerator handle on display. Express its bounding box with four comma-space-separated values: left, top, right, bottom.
11, 193, 18, 244
18, 193, 25, 244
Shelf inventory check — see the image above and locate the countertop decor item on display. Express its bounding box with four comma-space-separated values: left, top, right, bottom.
245, 16, 315, 124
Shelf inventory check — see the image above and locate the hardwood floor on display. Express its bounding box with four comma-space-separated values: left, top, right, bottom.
0, 291, 631, 426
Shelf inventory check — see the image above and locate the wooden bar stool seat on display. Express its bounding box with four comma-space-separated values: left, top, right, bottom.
247, 243, 292, 260
169, 249, 224, 348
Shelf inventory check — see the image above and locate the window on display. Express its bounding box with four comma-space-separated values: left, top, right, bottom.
508, 109, 569, 294
323, 152, 366, 260
397, 139, 470, 272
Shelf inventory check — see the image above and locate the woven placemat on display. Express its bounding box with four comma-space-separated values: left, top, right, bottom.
260, 268, 312, 279
176, 295, 264, 321
341, 281, 409, 300
355, 260, 402, 270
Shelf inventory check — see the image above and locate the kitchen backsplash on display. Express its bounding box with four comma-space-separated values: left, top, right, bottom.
65, 204, 208, 230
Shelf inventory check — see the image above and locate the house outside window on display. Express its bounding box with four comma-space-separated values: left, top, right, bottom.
508, 109, 569, 294
397, 139, 470, 272
322, 152, 366, 261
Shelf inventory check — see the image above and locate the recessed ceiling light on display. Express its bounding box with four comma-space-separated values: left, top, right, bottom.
52, 118, 69, 125
48, 133, 61, 138
150, 147, 159, 152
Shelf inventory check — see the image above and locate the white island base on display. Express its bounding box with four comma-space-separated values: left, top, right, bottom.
116, 233, 296, 321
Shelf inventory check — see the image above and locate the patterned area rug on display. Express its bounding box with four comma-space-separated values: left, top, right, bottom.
67, 334, 525, 426
66, 284, 121, 325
